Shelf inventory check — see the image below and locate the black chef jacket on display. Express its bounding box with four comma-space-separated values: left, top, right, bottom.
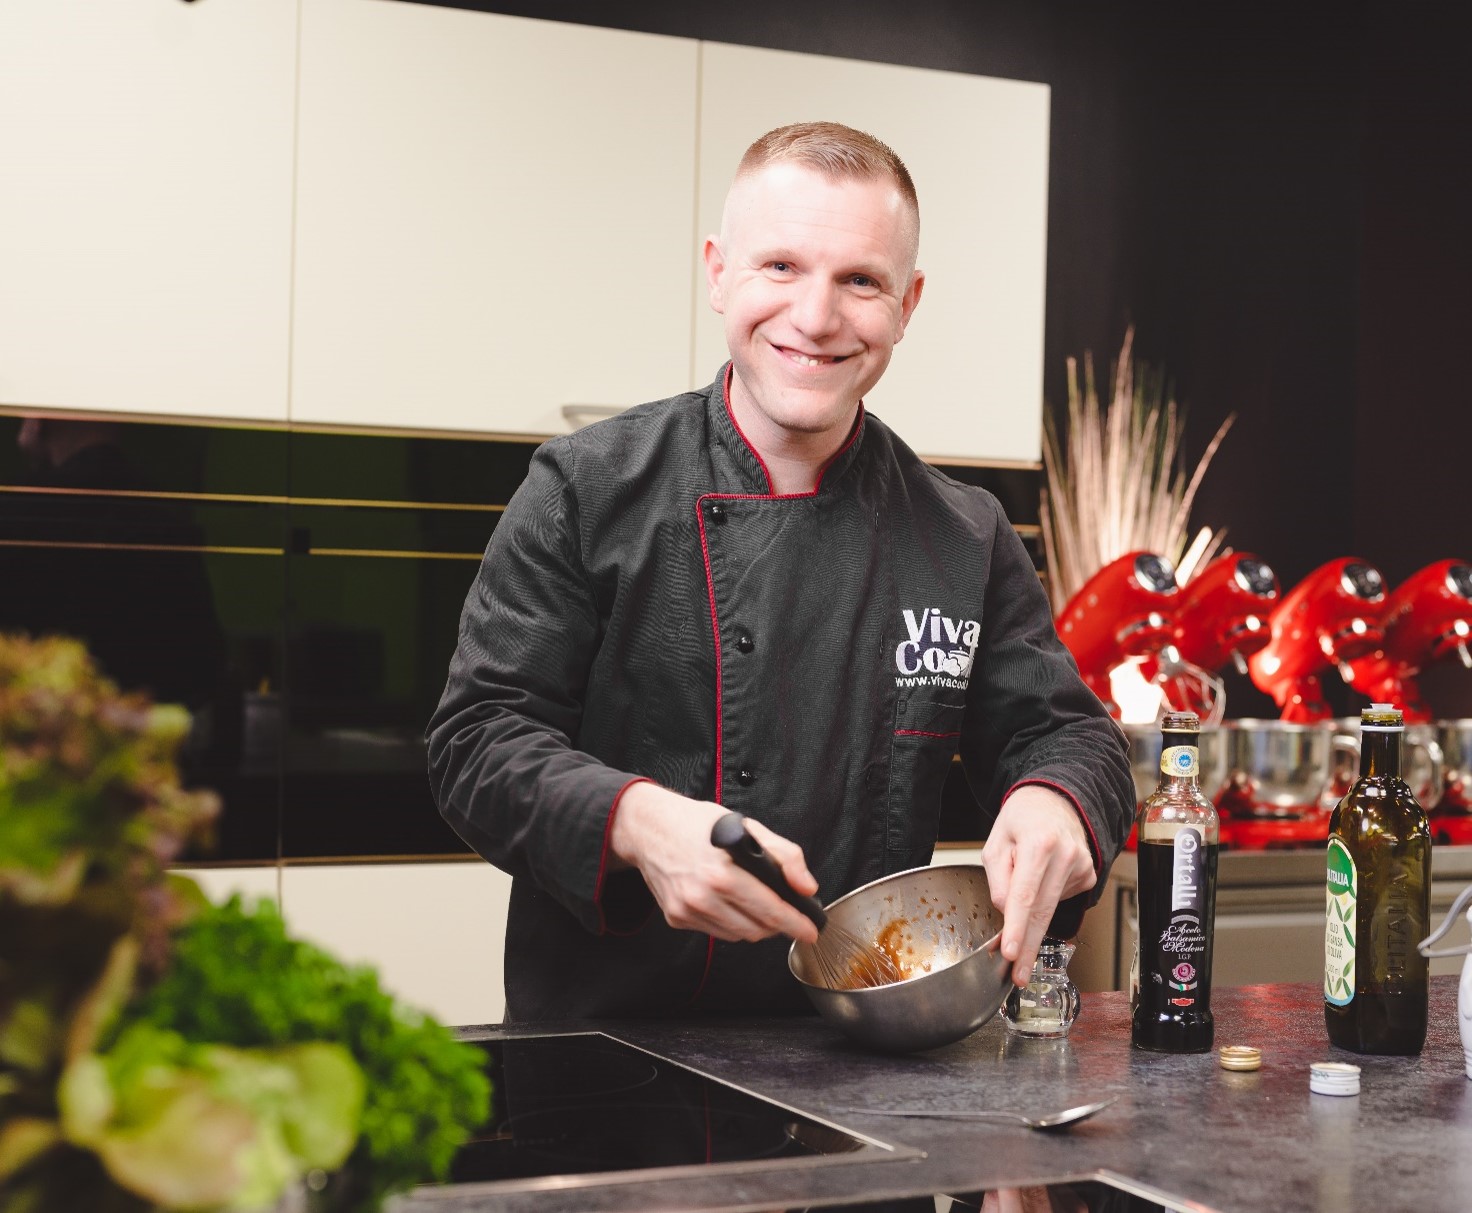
428, 366, 1134, 1020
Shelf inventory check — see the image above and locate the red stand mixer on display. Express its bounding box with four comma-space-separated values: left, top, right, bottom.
1145, 553, 1280, 718
1343, 559, 1472, 723
1246, 558, 1387, 722
1056, 551, 1178, 715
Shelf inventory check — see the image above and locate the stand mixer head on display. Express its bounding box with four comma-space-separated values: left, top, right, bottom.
1139, 553, 1279, 722
1344, 560, 1472, 722
1170, 553, 1280, 675
1056, 551, 1178, 715
1246, 557, 1386, 722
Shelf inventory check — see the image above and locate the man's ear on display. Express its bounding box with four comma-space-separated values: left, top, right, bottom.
702, 236, 727, 314
895, 269, 925, 343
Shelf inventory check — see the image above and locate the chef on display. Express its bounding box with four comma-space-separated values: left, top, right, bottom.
428, 121, 1134, 1021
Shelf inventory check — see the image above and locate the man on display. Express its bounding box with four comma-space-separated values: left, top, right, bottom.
428, 122, 1133, 1021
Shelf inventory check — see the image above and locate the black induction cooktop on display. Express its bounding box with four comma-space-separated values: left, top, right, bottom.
436, 1031, 915, 1194
426, 1031, 1191, 1211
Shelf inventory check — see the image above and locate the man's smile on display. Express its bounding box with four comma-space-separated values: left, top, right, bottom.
773, 343, 852, 367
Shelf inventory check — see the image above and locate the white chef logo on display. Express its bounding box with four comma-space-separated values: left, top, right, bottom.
895, 607, 980, 688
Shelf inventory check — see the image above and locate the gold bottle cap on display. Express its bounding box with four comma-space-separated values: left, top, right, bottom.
1219, 1045, 1262, 1071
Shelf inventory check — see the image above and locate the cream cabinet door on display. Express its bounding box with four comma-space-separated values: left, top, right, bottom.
0, 0, 297, 421
694, 43, 1050, 465
278, 861, 511, 1029
291, 1, 698, 435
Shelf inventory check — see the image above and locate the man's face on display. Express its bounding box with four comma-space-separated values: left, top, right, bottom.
704, 162, 924, 452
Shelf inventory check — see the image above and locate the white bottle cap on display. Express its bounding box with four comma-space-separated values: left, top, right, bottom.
1309, 1061, 1361, 1096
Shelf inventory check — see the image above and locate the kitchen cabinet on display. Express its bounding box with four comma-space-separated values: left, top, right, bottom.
290, 0, 698, 435
0, 0, 296, 421
694, 42, 1051, 465
277, 860, 511, 1028
173, 865, 280, 909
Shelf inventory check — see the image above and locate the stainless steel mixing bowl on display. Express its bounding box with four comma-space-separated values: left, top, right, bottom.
788, 864, 1010, 1053
1329, 717, 1447, 808
1220, 719, 1359, 815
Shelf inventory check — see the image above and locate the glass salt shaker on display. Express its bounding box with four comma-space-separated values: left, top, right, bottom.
1003, 937, 1080, 1038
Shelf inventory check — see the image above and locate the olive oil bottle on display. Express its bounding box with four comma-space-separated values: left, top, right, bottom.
1132, 712, 1219, 1053
1324, 703, 1431, 1054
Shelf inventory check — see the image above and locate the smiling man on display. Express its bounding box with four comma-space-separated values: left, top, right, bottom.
429, 122, 1134, 1021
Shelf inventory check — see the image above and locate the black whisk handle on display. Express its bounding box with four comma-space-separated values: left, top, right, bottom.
710, 812, 828, 929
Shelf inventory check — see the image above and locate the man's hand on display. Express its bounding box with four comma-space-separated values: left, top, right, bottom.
980, 785, 1096, 986
608, 783, 821, 944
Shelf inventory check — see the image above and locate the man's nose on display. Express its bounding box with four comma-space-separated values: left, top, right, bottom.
788, 277, 841, 340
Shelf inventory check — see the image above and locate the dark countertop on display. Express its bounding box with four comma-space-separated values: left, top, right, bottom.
404, 977, 1471, 1212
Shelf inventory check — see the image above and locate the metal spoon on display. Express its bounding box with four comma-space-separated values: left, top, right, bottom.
832, 1095, 1120, 1131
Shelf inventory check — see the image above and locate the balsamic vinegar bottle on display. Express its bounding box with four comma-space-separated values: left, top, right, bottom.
1324, 703, 1431, 1054
1132, 712, 1220, 1053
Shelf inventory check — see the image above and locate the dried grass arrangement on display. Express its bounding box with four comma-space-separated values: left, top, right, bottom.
1040, 328, 1236, 615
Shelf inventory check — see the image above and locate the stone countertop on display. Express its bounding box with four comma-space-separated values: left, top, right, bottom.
402, 977, 1471, 1213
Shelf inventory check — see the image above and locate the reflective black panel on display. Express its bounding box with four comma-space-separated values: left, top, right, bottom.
1447, 563, 1472, 600
0, 413, 1039, 861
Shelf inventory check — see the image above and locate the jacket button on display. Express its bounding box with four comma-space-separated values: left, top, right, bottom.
735, 629, 754, 653
709, 502, 727, 523
737, 767, 755, 786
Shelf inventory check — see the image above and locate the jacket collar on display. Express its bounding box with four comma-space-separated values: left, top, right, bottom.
707, 362, 868, 498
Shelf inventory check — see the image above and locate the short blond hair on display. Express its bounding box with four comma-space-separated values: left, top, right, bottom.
735, 121, 918, 216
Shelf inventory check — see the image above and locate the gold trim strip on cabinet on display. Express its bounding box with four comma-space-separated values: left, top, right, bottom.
0, 485, 505, 513
0, 539, 284, 556
306, 548, 483, 561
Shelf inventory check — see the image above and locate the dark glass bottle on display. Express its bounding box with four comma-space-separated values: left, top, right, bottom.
1324, 703, 1431, 1054
1132, 712, 1219, 1053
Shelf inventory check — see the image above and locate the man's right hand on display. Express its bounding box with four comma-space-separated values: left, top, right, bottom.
608, 782, 821, 944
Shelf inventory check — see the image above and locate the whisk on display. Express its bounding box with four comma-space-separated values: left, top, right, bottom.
709, 812, 903, 990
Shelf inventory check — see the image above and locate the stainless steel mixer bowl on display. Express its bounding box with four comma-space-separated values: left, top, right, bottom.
1221, 719, 1357, 815
1123, 723, 1227, 806
1434, 719, 1472, 783
788, 864, 1010, 1053
1328, 717, 1446, 807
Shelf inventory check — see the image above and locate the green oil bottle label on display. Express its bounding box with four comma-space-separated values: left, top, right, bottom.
1325, 837, 1357, 1006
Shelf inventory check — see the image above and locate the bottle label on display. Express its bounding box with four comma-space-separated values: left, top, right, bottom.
1325, 837, 1357, 1006
1160, 745, 1199, 778
1151, 827, 1210, 1006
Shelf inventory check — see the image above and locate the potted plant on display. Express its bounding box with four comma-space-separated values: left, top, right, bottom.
0, 634, 489, 1211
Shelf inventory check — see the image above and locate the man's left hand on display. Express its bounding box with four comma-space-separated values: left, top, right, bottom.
980, 785, 1096, 986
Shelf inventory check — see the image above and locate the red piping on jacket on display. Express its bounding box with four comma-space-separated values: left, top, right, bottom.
894, 729, 962, 740
719, 362, 865, 499
685, 366, 867, 1008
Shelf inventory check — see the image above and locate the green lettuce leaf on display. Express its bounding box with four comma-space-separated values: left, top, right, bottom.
57, 1024, 365, 1212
